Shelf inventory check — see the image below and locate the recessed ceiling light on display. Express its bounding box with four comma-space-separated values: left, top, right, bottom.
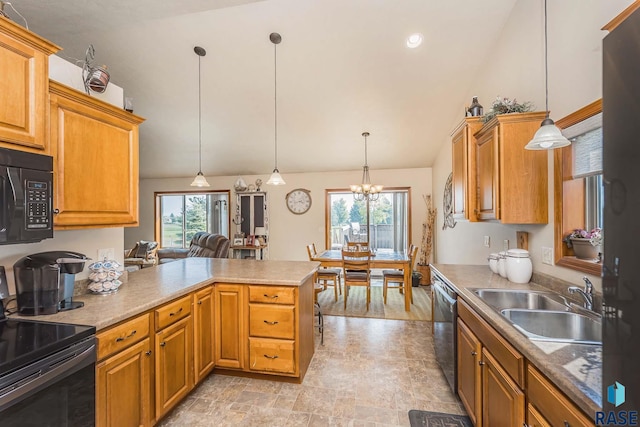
406, 33, 423, 48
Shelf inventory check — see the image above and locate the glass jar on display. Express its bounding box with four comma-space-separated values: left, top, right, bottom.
506, 249, 532, 283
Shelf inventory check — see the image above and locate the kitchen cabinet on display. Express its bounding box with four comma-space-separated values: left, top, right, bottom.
154, 296, 193, 420
457, 299, 525, 427
96, 314, 153, 427
451, 117, 483, 221
49, 81, 144, 229
474, 112, 548, 223
0, 18, 59, 152
526, 365, 592, 427
193, 285, 215, 383
214, 283, 245, 369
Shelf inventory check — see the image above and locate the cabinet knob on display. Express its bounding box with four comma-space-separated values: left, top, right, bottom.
471, 351, 477, 356
478, 361, 485, 366
145, 351, 152, 356
159, 342, 166, 347
53, 209, 60, 215
564, 422, 570, 427
197, 300, 202, 305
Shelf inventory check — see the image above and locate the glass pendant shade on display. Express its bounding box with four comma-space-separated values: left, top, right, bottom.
191, 172, 210, 187
267, 169, 285, 186
525, 117, 571, 150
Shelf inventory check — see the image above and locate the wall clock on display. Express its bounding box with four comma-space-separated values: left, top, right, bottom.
285, 188, 312, 215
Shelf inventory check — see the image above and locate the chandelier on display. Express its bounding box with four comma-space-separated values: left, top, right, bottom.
350, 132, 383, 201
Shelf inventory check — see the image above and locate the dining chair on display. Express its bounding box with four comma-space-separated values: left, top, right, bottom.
382, 244, 418, 304
306, 243, 341, 301
345, 241, 370, 252
341, 249, 372, 310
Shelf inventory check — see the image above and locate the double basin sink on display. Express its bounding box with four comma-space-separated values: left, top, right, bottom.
471, 288, 601, 345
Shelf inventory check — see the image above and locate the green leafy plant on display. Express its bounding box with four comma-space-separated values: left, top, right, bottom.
482, 96, 534, 123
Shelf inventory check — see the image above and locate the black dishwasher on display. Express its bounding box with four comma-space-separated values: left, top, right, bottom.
433, 276, 458, 394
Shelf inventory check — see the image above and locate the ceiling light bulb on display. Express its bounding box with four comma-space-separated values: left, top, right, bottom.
406, 33, 423, 48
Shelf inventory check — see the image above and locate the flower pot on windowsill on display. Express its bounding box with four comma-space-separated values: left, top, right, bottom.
570, 238, 599, 260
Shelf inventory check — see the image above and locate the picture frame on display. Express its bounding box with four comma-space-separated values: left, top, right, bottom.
233, 238, 244, 246
246, 235, 255, 246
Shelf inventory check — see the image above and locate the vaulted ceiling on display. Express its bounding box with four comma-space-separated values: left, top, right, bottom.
5, 0, 518, 179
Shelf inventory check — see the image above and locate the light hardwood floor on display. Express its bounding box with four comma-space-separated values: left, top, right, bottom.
158, 316, 466, 426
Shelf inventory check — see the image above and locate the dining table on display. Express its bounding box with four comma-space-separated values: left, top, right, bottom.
311, 249, 413, 311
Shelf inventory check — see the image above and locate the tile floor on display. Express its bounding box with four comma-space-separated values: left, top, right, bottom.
158, 316, 467, 426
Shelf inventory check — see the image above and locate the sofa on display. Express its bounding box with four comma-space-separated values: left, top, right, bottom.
124, 241, 159, 269
157, 232, 230, 264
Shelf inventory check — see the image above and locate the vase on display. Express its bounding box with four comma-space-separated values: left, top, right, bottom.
468, 96, 483, 117
570, 238, 599, 260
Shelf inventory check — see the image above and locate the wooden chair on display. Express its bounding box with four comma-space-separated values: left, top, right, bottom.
345, 241, 369, 251
341, 249, 372, 310
306, 243, 341, 301
382, 245, 418, 304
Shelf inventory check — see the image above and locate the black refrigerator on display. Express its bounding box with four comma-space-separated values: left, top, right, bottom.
602, 5, 640, 414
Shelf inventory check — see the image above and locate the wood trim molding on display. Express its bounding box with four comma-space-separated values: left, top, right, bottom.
602, 1, 640, 32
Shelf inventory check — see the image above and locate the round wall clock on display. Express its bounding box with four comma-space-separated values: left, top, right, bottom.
285, 188, 312, 214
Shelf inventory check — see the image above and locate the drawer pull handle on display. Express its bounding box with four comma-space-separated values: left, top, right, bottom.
160, 342, 166, 347
263, 354, 279, 359
145, 351, 152, 356
115, 330, 137, 342
263, 294, 279, 299
169, 307, 183, 317
263, 320, 279, 325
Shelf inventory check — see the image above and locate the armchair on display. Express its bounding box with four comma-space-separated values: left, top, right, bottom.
124, 241, 159, 269
157, 232, 230, 263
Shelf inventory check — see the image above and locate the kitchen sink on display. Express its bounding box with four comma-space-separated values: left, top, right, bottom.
500, 309, 602, 345
472, 288, 569, 311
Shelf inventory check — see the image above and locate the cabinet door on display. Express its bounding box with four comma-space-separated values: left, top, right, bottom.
214, 283, 245, 369
49, 81, 144, 229
193, 286, 215, 383
96, 338, 153, 427
155, 316, 193, 419
527, 404, 551, 427
482, 348, 525, 427
0, 20, 58, 151
457, 319, 482, 427
476, 127, 499, 220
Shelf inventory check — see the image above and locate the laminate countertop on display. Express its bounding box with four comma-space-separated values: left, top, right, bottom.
431, 264, 601, 419
15, 257, 319, 331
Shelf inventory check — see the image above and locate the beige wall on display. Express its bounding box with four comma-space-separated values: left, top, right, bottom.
128, 168, 432, 261
431, 0, 633, 291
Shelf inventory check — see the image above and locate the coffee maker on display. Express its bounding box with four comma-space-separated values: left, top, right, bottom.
13, 251, 88, 315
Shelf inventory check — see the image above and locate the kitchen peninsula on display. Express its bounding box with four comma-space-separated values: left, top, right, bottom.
17, 257, 319, 427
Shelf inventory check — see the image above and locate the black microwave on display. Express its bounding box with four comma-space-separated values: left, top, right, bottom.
0, 147, 54, 245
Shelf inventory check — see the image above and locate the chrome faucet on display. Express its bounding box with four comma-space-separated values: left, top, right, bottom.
568, 276, 594, 310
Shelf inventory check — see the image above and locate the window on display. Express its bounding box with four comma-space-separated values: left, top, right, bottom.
325, 188, 411, 252
155, 191, 230, 248
554, 99, 602, 275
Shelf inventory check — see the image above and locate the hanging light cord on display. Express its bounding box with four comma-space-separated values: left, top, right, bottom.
543, 0, 549, 119
273, 40, 279, 171
198, 53, 203, 174
364, 133, 369, 167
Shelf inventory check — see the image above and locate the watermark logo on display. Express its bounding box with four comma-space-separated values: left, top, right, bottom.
608, 381, 626, 407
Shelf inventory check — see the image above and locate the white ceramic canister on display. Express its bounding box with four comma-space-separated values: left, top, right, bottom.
488, 253, 499, 274
497, 251, 508, 278
506, 249, 533, 283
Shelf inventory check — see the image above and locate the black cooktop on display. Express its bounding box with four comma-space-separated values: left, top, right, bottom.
0, 318, 95, 375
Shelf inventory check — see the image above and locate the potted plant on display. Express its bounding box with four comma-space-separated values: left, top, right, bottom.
565, 228, 602, 260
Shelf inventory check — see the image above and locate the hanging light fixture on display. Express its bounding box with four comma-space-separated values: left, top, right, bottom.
266, 32, 286, 186
351, 132, 383, 202
191, 46, 210, 187
525, 0, 570, 150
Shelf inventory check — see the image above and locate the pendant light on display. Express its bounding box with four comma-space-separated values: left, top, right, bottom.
191, 46, 210, 187
350, 132, 383, 202
266, 32, 285, 186
525, 0, 570, 150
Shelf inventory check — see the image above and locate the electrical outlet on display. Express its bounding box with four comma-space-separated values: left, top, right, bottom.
503, 239, 510, 251
483, 236, 490, 247
98, 248, 115, 261
542, 247, 553, 265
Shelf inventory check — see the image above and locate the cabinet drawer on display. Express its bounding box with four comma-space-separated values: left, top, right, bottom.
249, 338, 295, 374
249, 304, 295, 339
249, 286, 295, 305
527, 365, 593, 427
155, 295, 191, 330
458, 299, 524, 387
97, 313, 150, 361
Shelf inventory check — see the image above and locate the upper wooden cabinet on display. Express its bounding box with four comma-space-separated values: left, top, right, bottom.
474, 112, 549, 223
451, 118, 483, 221
49, 81, 145, 229
0, 18, 59, 152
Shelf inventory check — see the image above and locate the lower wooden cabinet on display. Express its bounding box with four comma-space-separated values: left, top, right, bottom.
214, 283, 245, 369
193, 286, 215, 383
96, 337, 153, 427
154, 310, 193, 419
527, 403, 551, 427
457, 319, 482, 426
482, 348, 525, 427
